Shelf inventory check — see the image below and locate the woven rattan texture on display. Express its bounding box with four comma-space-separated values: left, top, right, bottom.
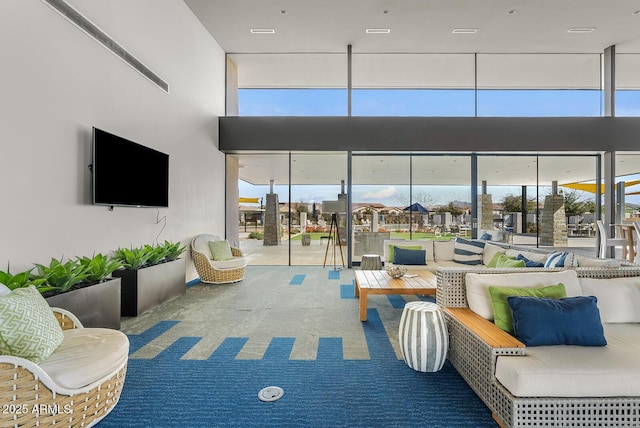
53, 312, 78, 331
0, 363, 126, 428
439, 266, 640, 428
191, 246, 245, 284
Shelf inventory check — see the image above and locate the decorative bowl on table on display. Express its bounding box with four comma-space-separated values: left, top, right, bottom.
385, 265, 407, 278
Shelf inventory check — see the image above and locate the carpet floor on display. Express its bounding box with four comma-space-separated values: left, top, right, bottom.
100, 266, 496, 427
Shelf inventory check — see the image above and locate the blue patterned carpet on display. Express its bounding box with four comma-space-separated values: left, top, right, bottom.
102, 303, 495, 427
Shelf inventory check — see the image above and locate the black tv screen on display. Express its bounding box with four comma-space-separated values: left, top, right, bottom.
92, 127, 169, 208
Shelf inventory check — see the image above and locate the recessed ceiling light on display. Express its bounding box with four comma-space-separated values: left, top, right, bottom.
382, 10, 390, 15
366, 28, 391, 34
567, 28, 595, 33
250, 28, 275, 34
633, 10, 640, 15
507, 10, 517, 15
280, 10, 287, 15
452, 28, 478, 34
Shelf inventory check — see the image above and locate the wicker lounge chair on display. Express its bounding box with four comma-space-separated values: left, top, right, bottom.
0, 308, 128, 428
191, 234, 246, 284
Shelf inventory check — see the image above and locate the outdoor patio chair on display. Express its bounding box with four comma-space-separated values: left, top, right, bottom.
596, 219, 629, 259
191, 234, 246, 284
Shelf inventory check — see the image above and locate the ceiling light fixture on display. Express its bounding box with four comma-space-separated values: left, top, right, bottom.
250, 28, 275, 34
452, 28, 478, 34
633, 10, 640, 15
567, 28, 595, 33
280, 10, 287, 15
366, 28, 391, 34
507, 10, 517, 15
382, 10, 390, 15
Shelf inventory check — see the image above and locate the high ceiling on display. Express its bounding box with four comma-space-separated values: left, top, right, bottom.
185, 0, 640, 54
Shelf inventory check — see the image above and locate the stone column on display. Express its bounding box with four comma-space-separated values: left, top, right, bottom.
300, 212, 307, 233
263, 193, 281, 246
479, 194, 494, 230
540, 194, 568, 246
371, 210, 379, 232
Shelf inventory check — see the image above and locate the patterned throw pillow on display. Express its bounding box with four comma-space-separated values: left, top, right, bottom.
453, 237, 485, 265
544, 251, 579, 268
0, 286, 64, 363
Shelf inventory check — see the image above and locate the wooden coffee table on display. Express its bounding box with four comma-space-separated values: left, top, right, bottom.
354, 270, 437, 321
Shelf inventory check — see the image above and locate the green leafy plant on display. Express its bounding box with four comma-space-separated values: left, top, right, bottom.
144, 244, 169, 266
32, 257, 91, 293
162, 240, 186, 261
0, 264, 46, 290
76, 253, 124, 283
113, 246, 153, 270
248, 231, 264, 240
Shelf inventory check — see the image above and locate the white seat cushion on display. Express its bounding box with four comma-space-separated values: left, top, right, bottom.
39, 328, 129, 390
495, 324, 640, 397
210, 256, 246, 269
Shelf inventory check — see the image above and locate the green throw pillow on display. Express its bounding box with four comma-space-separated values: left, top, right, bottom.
0, 285, 64, 363
209, 240, 233, 261
387, 245, 422, 262
486, 251, 507, 268
488, 284, 567, 334
495, 254, 526, 268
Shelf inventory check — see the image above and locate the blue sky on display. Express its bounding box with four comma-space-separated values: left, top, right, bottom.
237, 89, 640, 206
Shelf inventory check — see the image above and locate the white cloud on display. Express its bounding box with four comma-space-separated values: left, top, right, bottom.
362, 187, 398, 199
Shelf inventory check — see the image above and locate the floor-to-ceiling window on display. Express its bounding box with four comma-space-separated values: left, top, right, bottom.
616, 54, 640, 116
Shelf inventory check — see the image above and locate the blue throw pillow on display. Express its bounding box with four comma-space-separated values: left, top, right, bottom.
515, 253, 544, 267
507, 296, 607, 347
393, 247, 426, 265
479, 232, 492, 240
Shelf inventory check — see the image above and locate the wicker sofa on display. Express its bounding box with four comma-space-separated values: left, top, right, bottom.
0, 307, 128, 428
436, 266, 640, 428
383, 239, 623, 272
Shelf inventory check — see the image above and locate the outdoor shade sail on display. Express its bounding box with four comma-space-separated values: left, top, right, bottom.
560, 180, 640, 194
404, 203, 429, 213
239, 197, 260, 203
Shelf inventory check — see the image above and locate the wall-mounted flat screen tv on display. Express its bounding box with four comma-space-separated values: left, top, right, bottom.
92, 127, 169, 208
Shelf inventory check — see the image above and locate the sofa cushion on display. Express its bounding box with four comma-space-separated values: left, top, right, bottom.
383, 240, 435, 263
39, 328, 129, 390
453, 237, 485, 265
387, 245, 422, 263
210, 257, 246, 269
433, 240, 455, 261
393, 247, 426, 265
578, 277, 640, 323
544, 251, 579, 268
495, 323, 640, 397
505, 249, 547, 264
0, 286, 64, 363
489, 284, 567, 333
465, 270, 581, 320
508, 296, 606, 347
576, 257, 622, 268
483, 243, 505, 266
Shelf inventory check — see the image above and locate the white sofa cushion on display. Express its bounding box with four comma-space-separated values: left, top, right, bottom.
579, 277, 640, 323
39, 328, 129, 390
482, 243, 505, 266
465, 270, 582, 320
433, 240, 455, 261
495, 323, 640, 397
210, 257, 247, 269
576, 256, 622, 267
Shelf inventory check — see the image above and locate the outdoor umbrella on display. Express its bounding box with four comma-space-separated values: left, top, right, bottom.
403, 202, 429, 213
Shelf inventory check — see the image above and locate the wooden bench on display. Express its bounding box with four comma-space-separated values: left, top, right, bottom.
354, 270, 437, 321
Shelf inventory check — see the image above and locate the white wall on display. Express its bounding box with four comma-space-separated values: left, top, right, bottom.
0, 0, 226, 281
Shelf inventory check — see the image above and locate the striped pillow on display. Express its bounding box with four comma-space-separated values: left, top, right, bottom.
544, 251, 579, 268
453, 237, 485, 265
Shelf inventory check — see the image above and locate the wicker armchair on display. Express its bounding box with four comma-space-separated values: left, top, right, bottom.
0, 308, 128, 428
191, 234, 246, 284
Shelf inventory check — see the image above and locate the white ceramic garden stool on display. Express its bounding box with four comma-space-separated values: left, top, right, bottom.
398, 301, 448, 372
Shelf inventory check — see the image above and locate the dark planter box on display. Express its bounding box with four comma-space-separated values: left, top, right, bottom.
113, 258, 186, 317
46, 277, 121, 329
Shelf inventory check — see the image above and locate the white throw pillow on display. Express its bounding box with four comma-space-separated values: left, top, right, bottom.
579, 277, 640, 323
433, 240, 455, 261
577, 257, 622, 268
482, 243, 505, 266
465, 270, 581, 320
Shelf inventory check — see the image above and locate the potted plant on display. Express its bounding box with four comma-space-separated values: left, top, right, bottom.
32, 255, 124, 329
112, 241, 186, 316
0, 264, 46, 290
